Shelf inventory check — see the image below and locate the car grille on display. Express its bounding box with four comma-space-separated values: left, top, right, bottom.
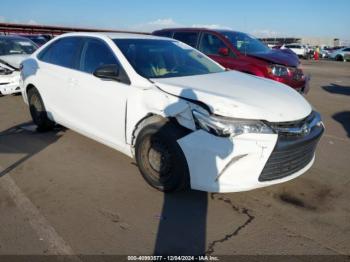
259, 112, 324, 182
268, 112, 319, 137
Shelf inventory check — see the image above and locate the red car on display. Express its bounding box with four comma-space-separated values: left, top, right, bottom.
153, 28, 309, 93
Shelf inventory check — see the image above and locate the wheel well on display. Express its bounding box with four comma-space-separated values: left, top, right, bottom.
26, 84, 35, 94
130, 114, 190, 148
131, 114, 166, 147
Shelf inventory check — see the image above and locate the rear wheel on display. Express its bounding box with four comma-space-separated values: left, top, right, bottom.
135, 119, 190, 192
27, 87, 55, 132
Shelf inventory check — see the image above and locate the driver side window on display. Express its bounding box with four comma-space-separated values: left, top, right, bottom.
199, 33, 227, 55
80, 38, 118, 74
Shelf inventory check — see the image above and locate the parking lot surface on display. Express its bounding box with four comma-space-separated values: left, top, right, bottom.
0, 60, 349, 256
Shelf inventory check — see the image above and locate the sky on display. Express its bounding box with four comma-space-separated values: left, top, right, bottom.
1, 0, 350, 40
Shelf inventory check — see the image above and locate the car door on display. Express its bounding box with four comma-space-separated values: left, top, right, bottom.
36, 37, 83, 123
67, 37, 130, 150
198, 32, 238, 70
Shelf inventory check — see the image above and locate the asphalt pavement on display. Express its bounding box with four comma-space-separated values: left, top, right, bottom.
0, 60, 349, 258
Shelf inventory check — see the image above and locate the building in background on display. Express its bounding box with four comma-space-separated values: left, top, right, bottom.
259, 37, 346, 47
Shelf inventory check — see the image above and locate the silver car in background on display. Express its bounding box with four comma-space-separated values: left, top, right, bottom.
0, 35, 37, 96
329, 47, 350, 62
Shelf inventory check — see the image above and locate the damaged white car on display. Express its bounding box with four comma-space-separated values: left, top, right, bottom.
0, 35, 37, 96
20, 33, 324, 193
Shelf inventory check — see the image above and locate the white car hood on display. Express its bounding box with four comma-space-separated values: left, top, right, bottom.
0, 54, 29, 69
152, 71, 312, 122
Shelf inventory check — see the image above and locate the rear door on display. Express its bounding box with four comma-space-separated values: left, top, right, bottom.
36, 37, 83, 123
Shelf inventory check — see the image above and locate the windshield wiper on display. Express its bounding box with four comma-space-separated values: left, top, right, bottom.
0, 58, 19, 71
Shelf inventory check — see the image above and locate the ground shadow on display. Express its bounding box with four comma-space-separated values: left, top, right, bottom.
153, 89, 233, 255
322, 83, 350, 96
0, 122, 64, 178
333, 111, 350, 138
154, 190, 208, 255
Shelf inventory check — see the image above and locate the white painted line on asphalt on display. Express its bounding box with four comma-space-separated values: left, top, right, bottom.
0, 166, 78, 257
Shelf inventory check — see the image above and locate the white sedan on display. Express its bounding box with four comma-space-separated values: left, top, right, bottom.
0, 35, 37, 96
20, 33, 324, 193
281, 43, 307, 59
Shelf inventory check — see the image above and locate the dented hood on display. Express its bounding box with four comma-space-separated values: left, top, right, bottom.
152, 71, 312, 122
248, 49, 300, 67
0, 54, 29, 69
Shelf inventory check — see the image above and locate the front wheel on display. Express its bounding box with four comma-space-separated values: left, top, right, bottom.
336, 55, 344, 62
27, 87, 55, 132
135, 120, 190, 192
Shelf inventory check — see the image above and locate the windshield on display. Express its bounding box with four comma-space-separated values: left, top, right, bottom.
221, 31, 270, 54
113, 39, 224, 79
0, 38, 38, 56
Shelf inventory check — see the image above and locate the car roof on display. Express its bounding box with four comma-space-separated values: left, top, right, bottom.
154, 27, 241, 34
0, 35, 34, 41
59, 32, 167, 40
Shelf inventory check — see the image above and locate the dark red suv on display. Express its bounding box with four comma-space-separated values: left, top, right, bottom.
153, 28, 309, 93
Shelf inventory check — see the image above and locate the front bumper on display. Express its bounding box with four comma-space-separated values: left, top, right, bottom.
0, 82, 21, 95
0, 72, 21, 95
178, 114, 323, 193
295, 74, 310, 94
270, 70, 310, 94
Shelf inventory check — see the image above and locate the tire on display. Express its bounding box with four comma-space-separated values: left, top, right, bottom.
135, 119, 190, 192
336, 55, 344, 62
27, 87, 55, 132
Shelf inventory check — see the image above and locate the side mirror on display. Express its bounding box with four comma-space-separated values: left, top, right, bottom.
93, 64, 120, 81
218, 47, 229, 56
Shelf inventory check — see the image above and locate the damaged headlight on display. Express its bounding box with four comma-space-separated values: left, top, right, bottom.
192, 110, 274, 137
0, 65, 13, 75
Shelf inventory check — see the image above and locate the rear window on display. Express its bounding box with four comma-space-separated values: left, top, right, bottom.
173, 32, 199, 48
154, 31, 173, 38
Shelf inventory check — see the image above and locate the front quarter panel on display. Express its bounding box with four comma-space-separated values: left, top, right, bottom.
126, 87, 200, 147
21, 57, 40, 104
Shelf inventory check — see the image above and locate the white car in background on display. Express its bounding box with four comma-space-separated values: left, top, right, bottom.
0, 35, 37, 96
21, 32, 324, 193
329, 47, 350, 61
281, 43, 307, 59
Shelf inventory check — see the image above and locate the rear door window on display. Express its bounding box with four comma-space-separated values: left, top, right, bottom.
173, 32, 199, 48
39, 37, 82, 69
199, 33, 227, 55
